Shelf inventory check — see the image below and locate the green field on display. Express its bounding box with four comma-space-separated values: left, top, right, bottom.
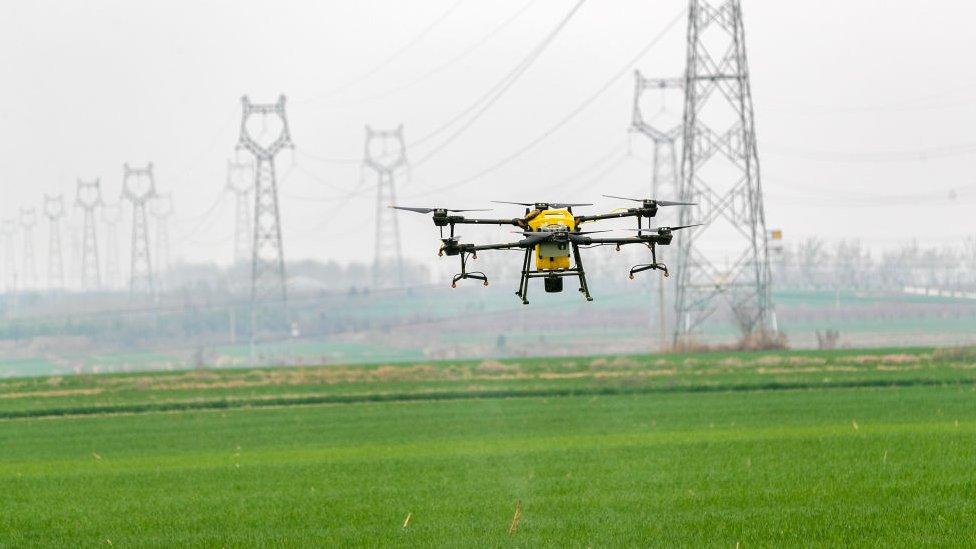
2, 348, 976, 546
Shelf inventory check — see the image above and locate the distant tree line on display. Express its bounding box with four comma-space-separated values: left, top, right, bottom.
773, 237, 976, 291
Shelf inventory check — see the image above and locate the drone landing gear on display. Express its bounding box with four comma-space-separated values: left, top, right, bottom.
451, 250, 488, 288
515, 248, 532, 304
573, 242, 594, 302
628, 243, 668, 280
514, 245, 593, 305
629, 263, 668, 279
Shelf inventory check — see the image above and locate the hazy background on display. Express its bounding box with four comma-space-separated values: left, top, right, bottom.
1, 0, 973, 268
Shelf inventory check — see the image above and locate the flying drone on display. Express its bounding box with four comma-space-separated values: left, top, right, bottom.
392, 195, 699, 304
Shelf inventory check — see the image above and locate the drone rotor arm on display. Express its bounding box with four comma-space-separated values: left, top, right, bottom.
570, 235, 671, 246
466, 241, 530, 252
575, 209, 642, 224
451, 217, 523, 227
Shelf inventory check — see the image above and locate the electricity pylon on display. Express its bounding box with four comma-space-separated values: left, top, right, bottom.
102, 202, 123, 290
674, 0, 775, 343
226, 159, 254, 265
363, 124, 408, 288
631, 70, 683, 351
2, 219, 17, 292
75, 178, 103, 291
18, 208, 37, 289
150, 192, 173, 285
236, 95, 292, 304
122, 163, 157, 295
43, 194, 65, 290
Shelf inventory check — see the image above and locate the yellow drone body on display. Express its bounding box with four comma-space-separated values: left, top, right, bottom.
526, 208, 575, 271
392, 195, 690, 304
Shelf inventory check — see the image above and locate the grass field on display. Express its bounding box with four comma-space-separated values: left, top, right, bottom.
2, 347, 976, 546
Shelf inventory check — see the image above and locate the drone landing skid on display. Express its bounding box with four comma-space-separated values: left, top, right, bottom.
514, 244, 594, 305
451, 250, 489, 288
452, 271, 488, 288
629, 263, 669, 279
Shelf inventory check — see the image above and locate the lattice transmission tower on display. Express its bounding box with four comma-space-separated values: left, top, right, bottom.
19, 208, 37, 289
673, 0, 775, 343
43, 194, 65, 290
236, 95, 292, 304
226, 159, 254, 265
363, 124, 408, 288
2, 219, 17, 293
122, 163, 157, 295
151, 192, 173, 284
75, 178, 103, 290
631, 70, 684, 350
102, 202, 123, 290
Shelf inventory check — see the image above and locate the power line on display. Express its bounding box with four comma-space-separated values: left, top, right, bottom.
173, 189, 228, 244
364, 0, 540, 102
294, 148, 360, 166
408, 0, 587, 154
403, 8, 686, 199
296, 0, 467, 105
764, 141, 976, 163
533, 139, 628, 195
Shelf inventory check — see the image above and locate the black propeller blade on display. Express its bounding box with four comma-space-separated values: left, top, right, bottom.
657, 223, 703, 232
602, 194, 697, 206
492, 201, 592, 208
549, 202, 592, 208
620, 224, 703, 234
390, 206, 491, 214
519, 233, 553, 245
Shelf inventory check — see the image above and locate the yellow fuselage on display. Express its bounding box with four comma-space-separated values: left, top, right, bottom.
526, 208, 575, 271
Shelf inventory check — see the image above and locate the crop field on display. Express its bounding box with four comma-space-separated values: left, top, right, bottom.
2, 347, 976, 546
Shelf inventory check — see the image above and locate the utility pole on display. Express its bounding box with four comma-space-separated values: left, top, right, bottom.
69, 224, 81, 290
102, 202, 123, 290
674, 0, 776, 344
631, 70, 683, 351
122, 163, 157, 295
235, 95, 292, 305
363, 124, 408, 288
75, 178, 103, 291
2, 219, 17, 293
19, 208, 37, 290
225, 159, 254, 265
43, 194, 65, 290
150, 192, 173, 287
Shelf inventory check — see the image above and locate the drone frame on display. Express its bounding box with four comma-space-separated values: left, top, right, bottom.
395, 200, 695, 304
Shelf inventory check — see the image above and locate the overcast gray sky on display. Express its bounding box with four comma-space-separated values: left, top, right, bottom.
1, 0, 974, 267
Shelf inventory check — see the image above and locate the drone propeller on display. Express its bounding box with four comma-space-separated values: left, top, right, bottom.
492, 200, 592, 208
390, 205, 491, 214
519, 232, 553, 245
657, 224, 703, 232
602, 194, 697, 206
620, 224, 703, 234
